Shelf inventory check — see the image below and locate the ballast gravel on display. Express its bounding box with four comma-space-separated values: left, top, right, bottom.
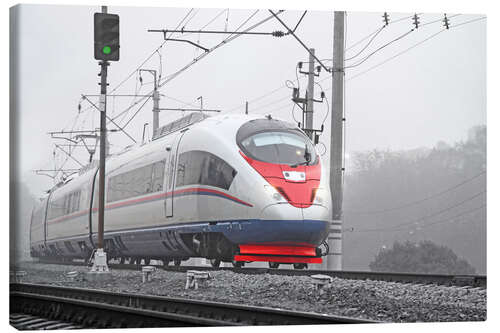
12, 262, 486, 323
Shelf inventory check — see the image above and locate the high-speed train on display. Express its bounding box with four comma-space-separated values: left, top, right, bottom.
30, 113, 332, 269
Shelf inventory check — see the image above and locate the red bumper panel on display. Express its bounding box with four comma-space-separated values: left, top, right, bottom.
239, 245, 317, 257
234, 255, 322, 264
237, 245, 321, 263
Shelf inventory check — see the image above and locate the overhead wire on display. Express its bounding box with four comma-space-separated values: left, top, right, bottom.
354, 190, 486, 232
345, 171, 486, 215
356, 203, 486, 233
344, 28, 415, 69
345, 25, 385, 61
345, 13, 419, 52
108, 8, 195, 95
347, 15, 486, 81
109, 10, 274, 130
157, 9, 264, 88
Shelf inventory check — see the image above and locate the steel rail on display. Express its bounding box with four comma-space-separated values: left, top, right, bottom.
164, 266, 487, 288
28, 260, 487, 288
10, 283, 376, 328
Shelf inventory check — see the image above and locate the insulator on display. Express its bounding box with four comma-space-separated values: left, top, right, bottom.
272, 30, 285, 37
382, 12, 390, 26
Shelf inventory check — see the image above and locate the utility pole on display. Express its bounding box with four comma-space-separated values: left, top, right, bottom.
328, 11, 345, 271
305, 48, 315, 140
139, 69, 159, 136
89, 5, 119, 277
94, 5, 110, 274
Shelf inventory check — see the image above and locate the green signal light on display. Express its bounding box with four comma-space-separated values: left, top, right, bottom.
102, 46, 111, 55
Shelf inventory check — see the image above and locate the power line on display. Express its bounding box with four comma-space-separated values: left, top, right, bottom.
345, 26, 385, 61
420, 13, 460, 27
269, 9, 331, 73
344, 28, 415, 69
157, 10, 286, 93
104, 10, 273, 132
451, 16, 487, 28
346, 171, 486, 215
108, 8, 195, 95
121, 96, 153, 129
224, 85, 287, 113
224, 12, 421, 115
347, 16, 486, 81
345, 13, 420, 52
355, 203, 486, 233
354, 190, 486, 232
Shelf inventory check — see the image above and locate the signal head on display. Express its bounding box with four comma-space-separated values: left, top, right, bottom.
94, 13, 120, 61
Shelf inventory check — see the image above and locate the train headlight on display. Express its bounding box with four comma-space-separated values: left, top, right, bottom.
314, 188, 328, 204
264, 185, 285, 202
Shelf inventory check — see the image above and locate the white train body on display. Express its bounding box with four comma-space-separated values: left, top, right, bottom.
30, 113, 332, 265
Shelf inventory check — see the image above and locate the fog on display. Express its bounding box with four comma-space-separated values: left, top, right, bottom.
11, 4, 486, 271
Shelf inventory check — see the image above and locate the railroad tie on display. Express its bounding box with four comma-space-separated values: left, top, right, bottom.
310, 274, 333, 295
66, 271, 79, 282
141, 266, 156, 283
185, 270, 211, 290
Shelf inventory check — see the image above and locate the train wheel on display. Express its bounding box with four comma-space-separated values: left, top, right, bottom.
269, 262, 280, 269
232, 260, 244, 268
173, 259, 182, 266
293, 263, 307, 270
210, 259, 221, 268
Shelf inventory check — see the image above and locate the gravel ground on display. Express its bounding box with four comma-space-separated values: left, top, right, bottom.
12, 262, 486, 323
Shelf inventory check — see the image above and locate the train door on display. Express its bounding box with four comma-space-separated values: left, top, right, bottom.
165, 131, 186, 217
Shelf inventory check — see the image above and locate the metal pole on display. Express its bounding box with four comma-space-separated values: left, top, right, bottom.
245, 101, 249, 115
305, 48, 315, 139
97, 60, 108, 250
328, 11, 345, 271
89, 4, 111, 274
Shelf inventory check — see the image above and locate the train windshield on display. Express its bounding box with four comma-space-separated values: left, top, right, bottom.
240, 130, 317, 165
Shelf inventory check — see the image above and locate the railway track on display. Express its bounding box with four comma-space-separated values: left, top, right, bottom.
10, 313, 83, 330
10, 283, 376, 328
28, 260, 487, 288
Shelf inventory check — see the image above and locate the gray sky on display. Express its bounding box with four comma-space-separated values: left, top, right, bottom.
14, 4, 486, 196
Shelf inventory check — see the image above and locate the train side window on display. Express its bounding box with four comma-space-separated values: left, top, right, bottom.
73, 191, 80, 212
176, 151, 237, 190
107, 161, 165, 203
152, 160, 166, 192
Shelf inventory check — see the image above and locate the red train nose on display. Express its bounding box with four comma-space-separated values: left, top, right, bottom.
240, 151, 321, 208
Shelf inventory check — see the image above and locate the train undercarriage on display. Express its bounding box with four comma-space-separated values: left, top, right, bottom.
34, 231, 325, 270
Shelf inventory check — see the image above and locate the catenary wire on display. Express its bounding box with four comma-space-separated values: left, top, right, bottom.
347, 16, 485, 81
108, 8, 195, 95
355, 203, 486, 233
344, 28, 415, 69
345, 25, 385, 61
345, 171, 486, 214
355, 190, 486, 232
345, 13, 420, 52
111, 10, 276, 129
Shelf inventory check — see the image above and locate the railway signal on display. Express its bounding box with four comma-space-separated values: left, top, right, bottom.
94, 12, 120, 61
